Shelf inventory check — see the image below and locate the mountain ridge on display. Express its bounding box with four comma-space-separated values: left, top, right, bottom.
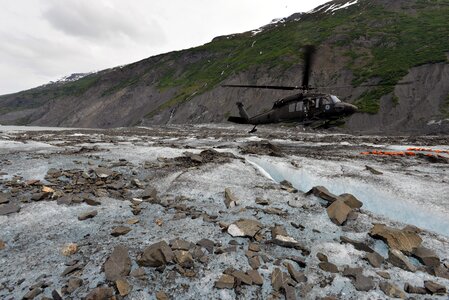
1, 0, 448, 133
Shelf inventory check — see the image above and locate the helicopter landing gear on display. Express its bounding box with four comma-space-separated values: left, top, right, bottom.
249, 125, 258, 133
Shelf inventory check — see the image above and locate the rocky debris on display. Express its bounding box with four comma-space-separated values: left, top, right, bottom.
171, 239, 192, 251
240, 141, 284, 157
340, 236, 374, 253
0, 203, 20, 215
227, 219, 263, 238
232, 270, 253, 285
326, 200, 352, 225
271, 224, 302, 248
342, 267, 375, 291
104, 245, 131, 281
111, 226, 132, 237
175, 149, 235, 167
424, 280, 446, 294
84, 198, 101, 206
137, 241, 174, 267
116, 278, 132, 296
380, 282, 406, 299
78, 210, 98, 221
215, 274, 235, 289
85, 286, 114, 300
285, 262, 307, 283
365, 251, 384, 268
94, 167, 114, 179
377, 271, 391, 279
369, 224, 422, 254
404, 283, 427, 294
412, 246, 440, 267
0, 240, 5, 250
388, 249, 416, 272
431, 265, 449, 279
247, 269, 264, 285
196, 239, 214, 253
156, 291, 170, 300
317, 252, 328, 262
0, 193, 9, 204
306, 186, 339, 203
224, 188, 238, 208
62, 263, 83, 276
173, 250, 194, 268
61, 243, 78, 256
365, 165, 383, 175
255, 197, 271, 205
271, 268, 296, 299
318, 262, 339, 273
22, 287, 42, 300
338, 193, 363, 209
280, 180, 298, 193
141, 187, 158, 202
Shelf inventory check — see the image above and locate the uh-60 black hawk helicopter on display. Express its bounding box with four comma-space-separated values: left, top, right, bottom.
223, 45, 358, 133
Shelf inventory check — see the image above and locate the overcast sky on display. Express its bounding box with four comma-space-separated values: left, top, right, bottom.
0, 0, 329, 95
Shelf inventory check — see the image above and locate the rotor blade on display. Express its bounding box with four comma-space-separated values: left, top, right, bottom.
315, 81, 414, 89
221, 84, 303, 90
302, 45, 316, 88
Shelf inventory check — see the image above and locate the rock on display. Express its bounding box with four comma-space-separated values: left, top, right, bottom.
57, 195, 73, 205
338, 193, 363, 209
84, 198, 101, 206
94, 167, 113, 178
404, 283, 427, 294
248, 256, 261, 269
340, 236, 374, 253
111, 226, 132, 237
116, 278, 132, 296
317, 253, 328, 262
78, 210, 97, 221
365, 165, 383, 175
137, 241, 174, 267
240, 141, 283, 157
61, 243, 78, 256
171, 239, 192, 251
227, 219, 263, 238
377, 271, 390, 279
280, 180, 298, 193
126, 218, 139, 224
388, 249, 416, 272
62, 263, 83, 276
31, 192, 48, 201
284, 285, 297, 300
285, 262, 307, 283
248, 242, 260, 252
306, 186, 339, 203
0, 193, 9, 204
67, 277, 83, 293
104, 245, 131, 281
271, 268, 293, 291
343, 267, 375, 291
271, 224, 302, 248
224, 188, 238, 208
232, 270, 253, 285
431, 265, 449, 279
247, 269, 264, 285
379, 282, 406, 299
141, 187, 158, 201
0, 240, 5, 250
369, 224, 422, 254
0, 203, 20, 215
326, 200, 352, 225
365, 251, 384, 268
85, 287, 114, 300
412, 246, 440, 267
131, 178, 144, 188
263, 207, 286, 216
318, 262, 339, 273
215, 274, 235, 289
174, 250, 194, 268
42, 186, 55, 193
130, 267, 146, 279
52, 290, 63, 300
255, 197, 271, 205
156, 291, 170, 300
23, 287, 42, 300
424, 280, 446, 294
196, 239, 214, 253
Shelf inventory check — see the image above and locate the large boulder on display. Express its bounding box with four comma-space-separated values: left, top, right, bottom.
326, 200, 352, 225
388, 249, 416, 272
137, 241, 174, 267
104, 245, 131, 281
369, 224, 422, 254
227, 219, 263, 238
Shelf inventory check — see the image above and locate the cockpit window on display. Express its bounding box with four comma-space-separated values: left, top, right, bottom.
330, 95, 341, 103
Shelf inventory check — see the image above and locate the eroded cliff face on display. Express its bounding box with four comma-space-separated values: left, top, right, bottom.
346, 62, 449, 134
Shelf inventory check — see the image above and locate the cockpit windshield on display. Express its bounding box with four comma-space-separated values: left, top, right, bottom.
330, 95, 341, 104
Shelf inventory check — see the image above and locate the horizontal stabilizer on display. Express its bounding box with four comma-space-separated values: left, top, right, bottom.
228, 116, 249, 124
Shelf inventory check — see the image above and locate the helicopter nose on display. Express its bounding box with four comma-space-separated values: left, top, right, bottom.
345, 103, 358, 114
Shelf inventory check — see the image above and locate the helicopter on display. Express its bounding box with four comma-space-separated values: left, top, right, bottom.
222, 45, 358, 133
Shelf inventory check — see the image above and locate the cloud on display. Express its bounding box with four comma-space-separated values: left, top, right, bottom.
42, 0, 166, 45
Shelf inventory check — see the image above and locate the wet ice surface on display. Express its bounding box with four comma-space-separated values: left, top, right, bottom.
0, 124, 448, 299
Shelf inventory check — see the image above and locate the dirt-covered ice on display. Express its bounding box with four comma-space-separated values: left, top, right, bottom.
0, 124, 448, 299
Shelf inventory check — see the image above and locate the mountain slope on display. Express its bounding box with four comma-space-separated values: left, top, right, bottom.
1, 0, 448, 133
